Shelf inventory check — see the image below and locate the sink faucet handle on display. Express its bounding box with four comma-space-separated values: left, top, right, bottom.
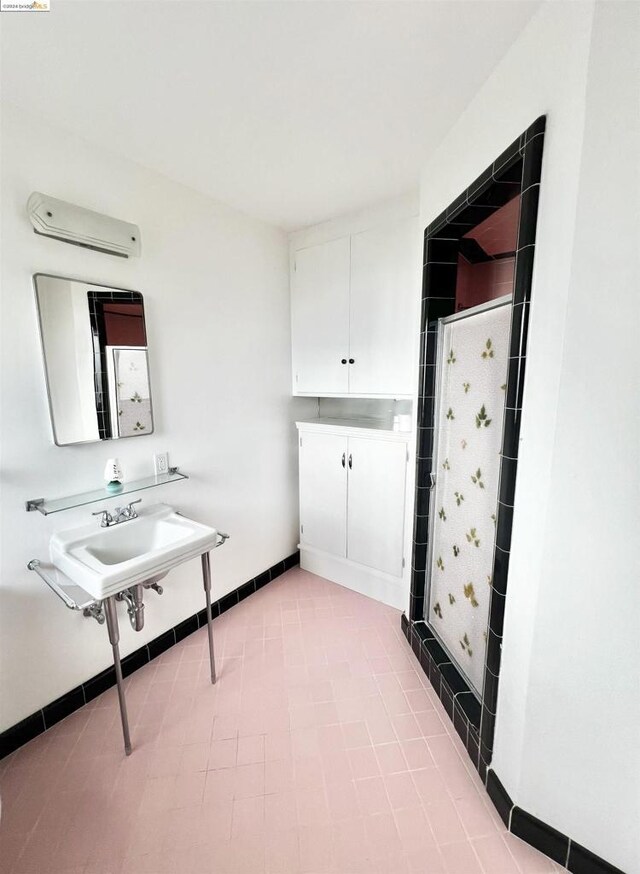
126, 499, 142, 516
92, 508, 113, 527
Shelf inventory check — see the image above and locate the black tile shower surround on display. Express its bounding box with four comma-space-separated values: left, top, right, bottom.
0, 552, 300, 760
483, 771, 627, 874
409, 116, 546, 752
404, 118, 630, 870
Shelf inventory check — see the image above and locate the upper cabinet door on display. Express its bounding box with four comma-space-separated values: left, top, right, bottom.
346, 437, 407, 577
291, 236, 351, 394
348, 218, 420, 396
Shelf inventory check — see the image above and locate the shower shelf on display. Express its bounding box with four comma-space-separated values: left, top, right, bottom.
25, 467, 188, 515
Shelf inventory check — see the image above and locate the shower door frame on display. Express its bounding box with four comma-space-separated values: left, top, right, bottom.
404, 116, 546, 783
424, 295, 512, 698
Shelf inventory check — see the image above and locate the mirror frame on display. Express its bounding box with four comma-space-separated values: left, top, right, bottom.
33, 273, 155, 446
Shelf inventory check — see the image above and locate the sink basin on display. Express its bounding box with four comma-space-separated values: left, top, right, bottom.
50, 503, 218, 599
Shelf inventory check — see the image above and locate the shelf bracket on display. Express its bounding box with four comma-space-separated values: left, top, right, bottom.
25, 498, 45, 514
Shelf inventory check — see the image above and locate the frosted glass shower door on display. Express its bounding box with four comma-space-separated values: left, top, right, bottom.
426, 299, 511, 695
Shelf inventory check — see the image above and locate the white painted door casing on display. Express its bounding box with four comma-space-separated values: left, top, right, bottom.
298, 431, 348, 557
291, 236, 351, 394
346, 437, 407, 577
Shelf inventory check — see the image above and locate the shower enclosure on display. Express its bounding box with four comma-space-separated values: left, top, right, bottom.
403, 116, 545, 784
425, 297, 511, 695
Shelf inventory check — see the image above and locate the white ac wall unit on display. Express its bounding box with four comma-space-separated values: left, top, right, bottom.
27, 192, 141, 258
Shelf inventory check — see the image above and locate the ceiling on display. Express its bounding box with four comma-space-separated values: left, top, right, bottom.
1, 1, 539, 230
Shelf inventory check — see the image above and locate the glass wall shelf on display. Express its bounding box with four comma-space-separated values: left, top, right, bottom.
25, 468, 188, 515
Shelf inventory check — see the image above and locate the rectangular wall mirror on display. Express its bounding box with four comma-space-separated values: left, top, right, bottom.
34, 274, 154, 446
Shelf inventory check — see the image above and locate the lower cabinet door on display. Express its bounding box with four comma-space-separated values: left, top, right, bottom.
346, 437, 407, 577
299, 431, 348, 557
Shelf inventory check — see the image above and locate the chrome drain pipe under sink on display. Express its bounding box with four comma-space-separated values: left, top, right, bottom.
116, 584, 146, 631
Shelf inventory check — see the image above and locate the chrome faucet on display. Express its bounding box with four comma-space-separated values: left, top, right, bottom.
92, 499, 141, 528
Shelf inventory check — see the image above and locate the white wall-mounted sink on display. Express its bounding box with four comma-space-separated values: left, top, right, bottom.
50, 503, 218, 599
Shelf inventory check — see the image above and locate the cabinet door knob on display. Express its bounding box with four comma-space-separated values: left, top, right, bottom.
348, 453, 353, 469
341, 452, 346, 468
348, 358, 355, 364
341, 359, 347, 364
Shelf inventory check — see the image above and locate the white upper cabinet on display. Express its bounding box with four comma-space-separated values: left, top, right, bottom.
291, 236, 351, 394
349, 218, 419, 396
291, 215, 419, 397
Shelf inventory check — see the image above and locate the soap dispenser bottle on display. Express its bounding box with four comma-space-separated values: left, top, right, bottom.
104, 457, 124, 492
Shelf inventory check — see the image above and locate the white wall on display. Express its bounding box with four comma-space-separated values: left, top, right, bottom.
420, 3, 639, 871
0, 104, 315, 732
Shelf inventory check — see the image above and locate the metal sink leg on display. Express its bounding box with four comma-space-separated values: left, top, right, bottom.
104, 596, 132, 755
201, 552, 216, 684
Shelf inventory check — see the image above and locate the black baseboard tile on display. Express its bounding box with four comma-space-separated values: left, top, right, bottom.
147, 628, 177, 661
456, 691, 481, 728
83, 665, 117, 703
410, 627, 422, 660
217, 590, 239, 615
283, 551, 300, 572
440, 662, 469, 696
452, 698, 468, 744
486, 768, 514, 828
174, 614, 199, 644
42, 687, 86, 730
0, 711, 46, 759
237, 580, 255, 603
254, 570, 271, 591
466, 725, 480, 770
269, 560, 286, 580
0, 551, 300, 760
418, 643, 431, 678
121, 646, 150, 678
422, 634, 450, 668
478, 757, 488, 784
439, 681, 455, 721
568, 840, 627, 874
485, 769, 624, 874
511, 807, 569, 866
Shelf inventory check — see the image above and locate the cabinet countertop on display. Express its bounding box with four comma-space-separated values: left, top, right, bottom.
295, 418, 412, 440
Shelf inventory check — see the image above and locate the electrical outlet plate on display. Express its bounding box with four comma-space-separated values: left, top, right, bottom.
154, 452, 169, 476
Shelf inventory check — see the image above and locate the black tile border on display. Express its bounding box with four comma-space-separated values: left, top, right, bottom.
486, 768, 513, 827
567, 842, 627, 874
407, 116, 546, 778
480, 769, 626, 874
511, 807, 569, 866
0, 551, 299, 760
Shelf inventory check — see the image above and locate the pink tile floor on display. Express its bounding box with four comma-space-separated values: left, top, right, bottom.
0, 568, 564, 873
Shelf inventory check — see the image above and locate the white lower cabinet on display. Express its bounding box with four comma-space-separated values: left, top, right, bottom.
345, 436, 407, 577
299, 431, 348, 558
297, 422, 409, 608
